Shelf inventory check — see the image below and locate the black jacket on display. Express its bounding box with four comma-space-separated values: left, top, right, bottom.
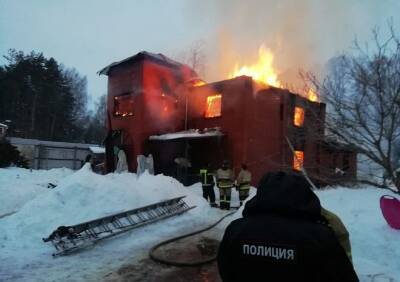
217, 171, 358, 282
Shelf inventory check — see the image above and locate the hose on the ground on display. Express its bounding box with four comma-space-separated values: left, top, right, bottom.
149, 210, 236, 267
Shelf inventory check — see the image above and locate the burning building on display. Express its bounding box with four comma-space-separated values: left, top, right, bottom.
99, 51, 357, 186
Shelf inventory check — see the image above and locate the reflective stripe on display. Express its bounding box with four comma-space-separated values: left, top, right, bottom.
200, 169, 210, 185
218, 179, 234, 188
219, 185, 233, 189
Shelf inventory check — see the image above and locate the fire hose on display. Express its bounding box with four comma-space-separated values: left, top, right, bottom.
149, 210, 236, 267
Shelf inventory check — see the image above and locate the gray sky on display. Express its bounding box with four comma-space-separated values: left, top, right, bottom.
0, 0, 216, 106
1, 0, 399, 106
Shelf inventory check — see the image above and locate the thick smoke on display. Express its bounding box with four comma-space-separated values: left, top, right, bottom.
185, 0, 399, 87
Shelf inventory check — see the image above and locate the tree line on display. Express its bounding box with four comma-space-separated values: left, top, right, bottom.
0, 50, 106, 144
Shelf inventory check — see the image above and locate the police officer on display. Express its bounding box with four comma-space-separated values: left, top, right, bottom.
199, 165, 217, 208
236, 164, 252, 206
217, 171, 358, 282
216, 160, 235, 210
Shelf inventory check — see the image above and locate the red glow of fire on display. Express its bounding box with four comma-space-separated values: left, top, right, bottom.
205, 94, 222, 118
293, 150, 304, 171
294, 107, 305, 127
114, 95, 134, 117
193, 80, 206, 87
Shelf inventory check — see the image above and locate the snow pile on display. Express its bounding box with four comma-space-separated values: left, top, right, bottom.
0, 167, 73, 216
0, 165, 223, 281
0, 164, 213, 250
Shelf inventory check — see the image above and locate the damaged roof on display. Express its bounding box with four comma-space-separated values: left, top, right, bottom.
98, 51, 186, 76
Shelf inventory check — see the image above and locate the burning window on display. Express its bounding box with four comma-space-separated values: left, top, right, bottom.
293, 150, 304, 171
294, 107, 305, 127
205, 94, 222, 118
114, 95, 134, 117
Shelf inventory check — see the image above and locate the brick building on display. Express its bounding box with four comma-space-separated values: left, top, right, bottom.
99, 51, 357, 186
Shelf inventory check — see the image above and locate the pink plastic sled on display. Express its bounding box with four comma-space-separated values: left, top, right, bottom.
380, 195, 400, 230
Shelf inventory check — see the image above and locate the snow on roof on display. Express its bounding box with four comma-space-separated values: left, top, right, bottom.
0, 123, 8, 128
89, 146, 105, 154
7, 137, 98, 149
149, 129, 223, 141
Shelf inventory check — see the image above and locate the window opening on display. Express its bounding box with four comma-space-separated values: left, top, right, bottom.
205, 94, 222, 118
293, 150, 304, 171
294, 106, 305, 127
114, 95, 134, 117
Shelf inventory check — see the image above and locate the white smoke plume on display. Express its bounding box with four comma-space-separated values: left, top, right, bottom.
184, 0, 400, 88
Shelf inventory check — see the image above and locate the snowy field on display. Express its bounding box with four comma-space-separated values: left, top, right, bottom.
0, 166, 399, 281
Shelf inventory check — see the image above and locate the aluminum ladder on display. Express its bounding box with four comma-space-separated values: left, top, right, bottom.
43, 196, 195, 256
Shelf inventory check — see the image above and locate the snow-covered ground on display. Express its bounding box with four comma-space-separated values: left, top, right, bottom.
0, 167, 73, 216
0, 166, 399, 281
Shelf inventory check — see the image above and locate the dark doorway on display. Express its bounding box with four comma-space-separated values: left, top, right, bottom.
105, 130, 123, 173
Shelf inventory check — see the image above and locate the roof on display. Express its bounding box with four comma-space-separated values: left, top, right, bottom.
89, 146, 106, 154
149, 129, 223, 141
98, 51, 186, 76
0, 123, 8, 128
320, 137, 359, 152
7, 137, 99, 150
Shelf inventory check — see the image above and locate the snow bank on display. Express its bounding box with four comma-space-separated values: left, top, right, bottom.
0, 164, 214, 250
0, 167, 73, 215
0, 165, 224, 281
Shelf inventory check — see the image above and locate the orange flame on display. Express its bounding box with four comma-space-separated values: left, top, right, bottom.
306, 88, 319, 102
205, 94, 222, 118
293, 150, 304, 171
229, 45, 281, 88
193, 80, 206, 87
294, 107, 305, 127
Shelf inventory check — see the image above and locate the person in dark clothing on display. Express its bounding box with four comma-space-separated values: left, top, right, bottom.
217, 171, 358, 282
199, 165, 217, 207
81, 154, 93, 169
236, 164, 252, 206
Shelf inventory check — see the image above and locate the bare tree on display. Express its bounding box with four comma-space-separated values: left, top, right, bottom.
303, 25, 400, 193
176, 40, 207, 77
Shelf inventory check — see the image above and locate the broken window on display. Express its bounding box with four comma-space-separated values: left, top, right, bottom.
293, 150, 304, 171
114, 95, 134, 117
294, 106, 305, 127
205, 94, 222, 118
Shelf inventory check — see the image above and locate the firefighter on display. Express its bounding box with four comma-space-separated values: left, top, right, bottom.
217, 160, 235, 210
236, 163, 252, 206
199, 165, 217, 208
